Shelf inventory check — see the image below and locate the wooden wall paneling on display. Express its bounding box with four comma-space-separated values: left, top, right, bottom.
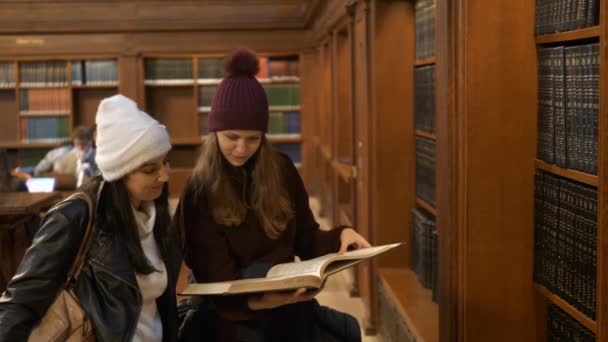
331, 29, 341, 226
451, 0, 537, 339
0, 90, 18, 142
597, 0, 608, 339
435, 0, 460, 340
370, 0, 413, 268
119, 54, 142, 104
368, 0, 415, 336
145, 87, 197, 140
0, 1, 316, 33
192, 56, 200, 138
352, 0, 373, 332
73, 88, 118, 128
300, 49, 317, 191
0, 31, 306, 58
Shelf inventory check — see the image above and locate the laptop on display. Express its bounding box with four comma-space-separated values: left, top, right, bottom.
26, 177, 57, 193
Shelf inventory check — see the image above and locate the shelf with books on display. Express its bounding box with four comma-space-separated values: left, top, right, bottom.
71, 84, 118, 89
19, 111, 70, 117
378, 268, 438, 342
266, 134, 302, 143
414, 57, 436, 67
144, 81, 195, 87
535, 159, 598, 187
536, 26, 600, 44
0, 141, 68, 149
534, 283, 597, 333
415, 130, 436, 141
268, 105, 300, 112
415, 197, 437, 217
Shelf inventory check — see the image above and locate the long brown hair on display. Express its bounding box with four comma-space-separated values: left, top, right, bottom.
191, 133, 294, 239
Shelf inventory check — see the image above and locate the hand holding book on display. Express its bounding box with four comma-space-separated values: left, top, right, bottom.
181, 242, 403, 297
339, 228, 372, 254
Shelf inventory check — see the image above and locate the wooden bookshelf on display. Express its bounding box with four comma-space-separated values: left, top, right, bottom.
415, 57, 436, 67
534, 283, 597, 333
0, 141, 67, 149
332, 161, 355, 183
415, 130, 436, 141
379, 268, 439, 342
535, 159, 598, 187
416, 197, 437, 217
535, 25, 600, 44
71, 84, 118, 89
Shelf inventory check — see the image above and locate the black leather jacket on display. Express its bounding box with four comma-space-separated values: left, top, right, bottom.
0, 181, 182, 342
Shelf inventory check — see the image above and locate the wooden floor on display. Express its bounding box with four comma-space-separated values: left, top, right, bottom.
170, 197, 379, 341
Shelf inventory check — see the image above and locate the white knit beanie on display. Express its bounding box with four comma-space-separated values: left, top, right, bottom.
95, 94, 171, 181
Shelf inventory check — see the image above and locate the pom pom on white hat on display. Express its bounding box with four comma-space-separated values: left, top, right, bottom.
94, 94, 171, 181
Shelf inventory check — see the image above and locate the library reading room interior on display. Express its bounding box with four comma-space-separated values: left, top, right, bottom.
0, 0, 606, 341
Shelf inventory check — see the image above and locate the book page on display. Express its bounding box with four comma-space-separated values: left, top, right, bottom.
266, 254, 335, 278
267, 243, 402, 278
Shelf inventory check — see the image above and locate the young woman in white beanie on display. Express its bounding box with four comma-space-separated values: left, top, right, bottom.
0, 94, 182, 342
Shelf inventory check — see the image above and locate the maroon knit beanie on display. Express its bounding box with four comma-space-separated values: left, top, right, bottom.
208, 49, 269, 132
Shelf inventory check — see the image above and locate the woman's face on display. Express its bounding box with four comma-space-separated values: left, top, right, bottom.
216, 130, 263, 167
123, 154, 170, 204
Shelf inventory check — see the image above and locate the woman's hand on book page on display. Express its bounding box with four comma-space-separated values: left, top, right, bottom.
247, 285, 324, 311
339, 228, 372, 254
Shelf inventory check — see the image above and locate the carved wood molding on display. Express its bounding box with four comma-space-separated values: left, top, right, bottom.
0, 1, 316, 33
0, 30, 307, 57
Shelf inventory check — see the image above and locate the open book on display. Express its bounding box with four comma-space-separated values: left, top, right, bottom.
181, 242, 402, 296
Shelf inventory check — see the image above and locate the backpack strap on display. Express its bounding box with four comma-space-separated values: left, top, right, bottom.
63, 192, 96, 287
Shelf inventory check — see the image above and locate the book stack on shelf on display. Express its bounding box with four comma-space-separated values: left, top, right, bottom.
0, 58, 118, 169
548, 304, 595, 341
260, 56, 302, 166
19, 62, 70, 144
410, 208, 438, 303
534, 171, 597, 319
537, 43, 599, 174
533, 0, 603, 338
71, 60, 118, 86
535, 0, 598, 35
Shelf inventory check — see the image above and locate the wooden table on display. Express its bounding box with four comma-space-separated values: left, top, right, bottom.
0, 192, 62, 291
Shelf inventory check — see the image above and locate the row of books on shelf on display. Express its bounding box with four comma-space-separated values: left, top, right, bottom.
533, 171, 597, 319
378, 283, 416, 342
20, 88, 70, 115
416, 136, 436, 208
548, 304, 595, 341
71, 60, 118, 85
144, 57, 300, 84
0, 62, 16, 88
411, 207, 438, 303
273, 143, 301, 164
537, 43, 598, 175
268, 112, 300, 135
535, 0, 599, 35
20, 61, 68, 87
20, 117, 71, 142
414, 65, 436, 133
144, 59, 193, 83
415, 0, 435, 60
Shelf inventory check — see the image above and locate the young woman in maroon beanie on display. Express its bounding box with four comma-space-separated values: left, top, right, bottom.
175, 49, 370, 341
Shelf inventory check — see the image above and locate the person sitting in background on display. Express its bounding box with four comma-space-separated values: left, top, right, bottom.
0, 149, 27, 192
34, 125, 98, 179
